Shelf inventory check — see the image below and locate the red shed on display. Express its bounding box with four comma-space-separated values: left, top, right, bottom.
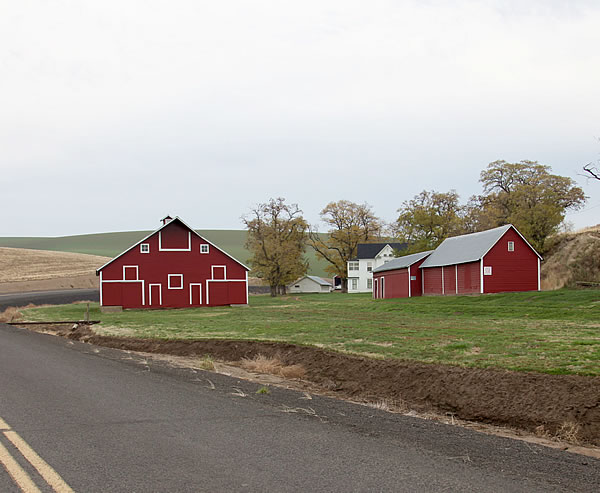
96, 216, 249, 309
420, 224, 541, 295
372, 251, 433, 299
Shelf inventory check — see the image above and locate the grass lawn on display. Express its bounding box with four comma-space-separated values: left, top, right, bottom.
21, 289, 600, 376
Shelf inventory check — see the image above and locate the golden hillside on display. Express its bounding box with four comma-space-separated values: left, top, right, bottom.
541, 225, 600, 290
0, 247, 110, 283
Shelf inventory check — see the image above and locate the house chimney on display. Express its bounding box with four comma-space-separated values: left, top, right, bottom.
161, 215, 173, 225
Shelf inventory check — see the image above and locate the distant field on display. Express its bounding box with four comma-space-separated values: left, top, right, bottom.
0, 230, 331, 277
22, 289, 600, 376
0, 247, 110, 283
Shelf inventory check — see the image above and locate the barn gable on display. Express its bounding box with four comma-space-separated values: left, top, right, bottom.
97, 216, 249, 309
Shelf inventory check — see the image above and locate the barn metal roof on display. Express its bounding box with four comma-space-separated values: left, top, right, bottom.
420, 224, 541, 268
372, 250, 433, 273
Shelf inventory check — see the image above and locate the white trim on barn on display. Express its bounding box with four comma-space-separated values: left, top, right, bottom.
480, 259, 484, 294
96, 216, 251, 273
149, 283, 162, 306
189, 283, 202, 305
159, 231, 192, 252
211, 265, 227, 280
100, 279, 145, 306
123, 265, 139, 280
168, 274, 184, 290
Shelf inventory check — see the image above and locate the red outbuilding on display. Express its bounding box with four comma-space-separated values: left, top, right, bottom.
96, 216, 249, 309
372, 250, 432, 299
420, 224, 541, 295
371, 225, 542, 299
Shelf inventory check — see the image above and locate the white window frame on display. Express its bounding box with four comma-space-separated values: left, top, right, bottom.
508, 241, 514, 252
123, 265, 139, 280
211, 265, 227, 280
348, 261, 359, 271
140, 243, 150, 254
200, 244, 209, 254
168, 274, 184, 289
350, 278, 358, 290
484, 266, 492, 276
367, 278, 373, 289
367, 262, 373, 272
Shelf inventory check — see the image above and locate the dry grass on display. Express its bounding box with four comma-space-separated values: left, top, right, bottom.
555, 421, 582, 443
198, 355, 216, 371
240, 354, 306, 379
0, 307, 23, 323
0, 247, 111, 283
364, 398, 408, 413
541, 229, 600, 289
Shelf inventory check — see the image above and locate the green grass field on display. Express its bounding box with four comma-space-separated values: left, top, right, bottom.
21, 289, 600, 376
0, 230, 331, 277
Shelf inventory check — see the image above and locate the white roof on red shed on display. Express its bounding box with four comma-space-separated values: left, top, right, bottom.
420, 224, 542, 268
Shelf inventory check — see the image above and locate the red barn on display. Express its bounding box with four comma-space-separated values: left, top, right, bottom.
96, 216, 249, 309
420, 224, 541, 295
372, 251, 432, 299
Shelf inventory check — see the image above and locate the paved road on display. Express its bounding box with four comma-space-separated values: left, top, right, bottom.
0, 289, 99, 312
0, 324, 598, 492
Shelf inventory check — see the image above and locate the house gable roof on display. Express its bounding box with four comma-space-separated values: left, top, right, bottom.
420, 224, 542, 269
372, 250, 433, 273
289, 275, 332, 287
96, 216, 250, 273
353, 242, 407, 260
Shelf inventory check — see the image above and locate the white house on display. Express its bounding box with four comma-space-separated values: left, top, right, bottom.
287, 275, 333, 294
347, 242, 406, 293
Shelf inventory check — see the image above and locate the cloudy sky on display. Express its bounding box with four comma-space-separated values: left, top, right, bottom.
2, 0, 599, 236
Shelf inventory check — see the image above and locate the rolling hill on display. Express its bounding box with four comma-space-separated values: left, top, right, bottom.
0, 230, 331, 278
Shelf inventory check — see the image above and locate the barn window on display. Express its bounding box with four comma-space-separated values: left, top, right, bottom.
508, 241, 514, 252
168, 274, 184, 289
200, 244, 209, 254
484, 266, 492, 276
367, 279, 373, 289
140, 243, 150, 254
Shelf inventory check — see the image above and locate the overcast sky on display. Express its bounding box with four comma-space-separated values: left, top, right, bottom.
2, 0, 599, 236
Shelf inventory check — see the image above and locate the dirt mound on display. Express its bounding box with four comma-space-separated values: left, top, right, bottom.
28, 323, 600, 446
541, 226, 600, 290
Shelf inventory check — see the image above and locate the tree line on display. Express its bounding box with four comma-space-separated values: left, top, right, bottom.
244, 160, 586, 296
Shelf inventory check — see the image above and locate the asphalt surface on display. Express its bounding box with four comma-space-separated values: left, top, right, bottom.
0, 323, 599, 492
0, 289, 99, 312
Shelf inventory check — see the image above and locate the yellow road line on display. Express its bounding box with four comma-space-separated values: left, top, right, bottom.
0, 439, 42, 493
0, 416, 75, 493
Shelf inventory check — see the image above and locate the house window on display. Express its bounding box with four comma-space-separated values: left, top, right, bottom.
168, 274, 184, 289
200, 244, 209, 254
508, 241, 514, 252
367, 262, 373, 272
348, 261, 359, 271
367, 279, 373, 289
140, 243, 150, 254
484, 266, 492, 276
350, 278, 358, 290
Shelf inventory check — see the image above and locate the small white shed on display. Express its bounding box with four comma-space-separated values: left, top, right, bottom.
287, 275, 333, 294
